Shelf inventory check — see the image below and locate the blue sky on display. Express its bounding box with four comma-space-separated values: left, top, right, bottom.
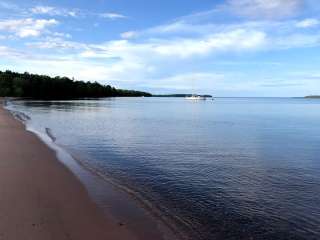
0, 0, 320, 96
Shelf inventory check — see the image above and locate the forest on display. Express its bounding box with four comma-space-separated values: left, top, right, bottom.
0, 70, 151, 99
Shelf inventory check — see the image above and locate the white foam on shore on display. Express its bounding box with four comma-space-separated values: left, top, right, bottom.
5, 103, 89, 183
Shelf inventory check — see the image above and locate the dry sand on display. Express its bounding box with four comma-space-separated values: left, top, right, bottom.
0, 101, 138, 240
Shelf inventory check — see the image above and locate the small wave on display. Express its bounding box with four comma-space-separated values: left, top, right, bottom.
5, 102, 56, 143
8, 109, 31, 123
3, 101, 31, 123
45, 128, 56, 142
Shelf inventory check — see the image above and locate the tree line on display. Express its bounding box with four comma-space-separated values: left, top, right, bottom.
0, 70, 151, 99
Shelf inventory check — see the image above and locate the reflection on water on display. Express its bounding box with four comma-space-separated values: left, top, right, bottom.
8, 97, 320, 240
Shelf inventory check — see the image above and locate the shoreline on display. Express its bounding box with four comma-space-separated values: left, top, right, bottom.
0, 100, 177, 240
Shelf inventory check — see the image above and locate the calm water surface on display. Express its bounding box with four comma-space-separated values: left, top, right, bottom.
8, 98, 320, 240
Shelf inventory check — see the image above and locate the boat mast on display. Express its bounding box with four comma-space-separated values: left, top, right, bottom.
191, 76, 196, 97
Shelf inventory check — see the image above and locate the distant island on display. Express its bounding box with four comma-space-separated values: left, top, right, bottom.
305, 95, 320, 99
0, 70, 151, 99
153, 94, 213, 98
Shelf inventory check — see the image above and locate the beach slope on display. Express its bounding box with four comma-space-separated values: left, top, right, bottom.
0, 102, 136, 240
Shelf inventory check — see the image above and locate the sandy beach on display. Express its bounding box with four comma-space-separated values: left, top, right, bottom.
0, 101, 139, 240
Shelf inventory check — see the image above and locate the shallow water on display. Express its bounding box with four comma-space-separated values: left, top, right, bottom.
8, 97, 320, 240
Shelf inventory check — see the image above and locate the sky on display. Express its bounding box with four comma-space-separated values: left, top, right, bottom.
0, 0, 320, 96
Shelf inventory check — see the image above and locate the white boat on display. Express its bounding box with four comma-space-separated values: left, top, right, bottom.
185, 77, 213, 101
185, 95, 207, 100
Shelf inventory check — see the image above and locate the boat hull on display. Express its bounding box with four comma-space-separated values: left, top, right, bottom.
185, 96, 207, 100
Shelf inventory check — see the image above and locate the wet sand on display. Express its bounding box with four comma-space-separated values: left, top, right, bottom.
0, 101, 139, 240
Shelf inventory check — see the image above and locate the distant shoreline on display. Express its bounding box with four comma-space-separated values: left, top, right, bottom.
304, 95, 320, 99
153, 94, 213, 98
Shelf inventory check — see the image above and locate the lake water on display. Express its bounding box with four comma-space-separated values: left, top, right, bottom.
7, 97, 320, 240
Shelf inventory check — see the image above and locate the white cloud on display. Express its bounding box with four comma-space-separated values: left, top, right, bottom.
0, 45, 26, 58
273, 33, 320, 48
125, 21, 209, 37
30, 5, 126, 19
142, 72, 225, 91
52, 32, 72, 38
1, 1, 320, 95
121, 31, 138, 39
149, 21, 192, 34
100, 12, 127, 20
0, 46, 15, 56
30, 6, 78, 17
226, 0, 303, 19
116, 16, 320, 55
8, 55, 149, 85
296, 18, 319, 28
0, 18, 58, 38
78, 28, 266, 61
68, 11, 77, 17
31, 6, 54, 14
26, 37, 85, 49
152, 29, 266, 58
17, 24, 318, 95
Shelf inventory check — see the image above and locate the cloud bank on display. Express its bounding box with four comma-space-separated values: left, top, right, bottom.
0, 0, 320, 96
